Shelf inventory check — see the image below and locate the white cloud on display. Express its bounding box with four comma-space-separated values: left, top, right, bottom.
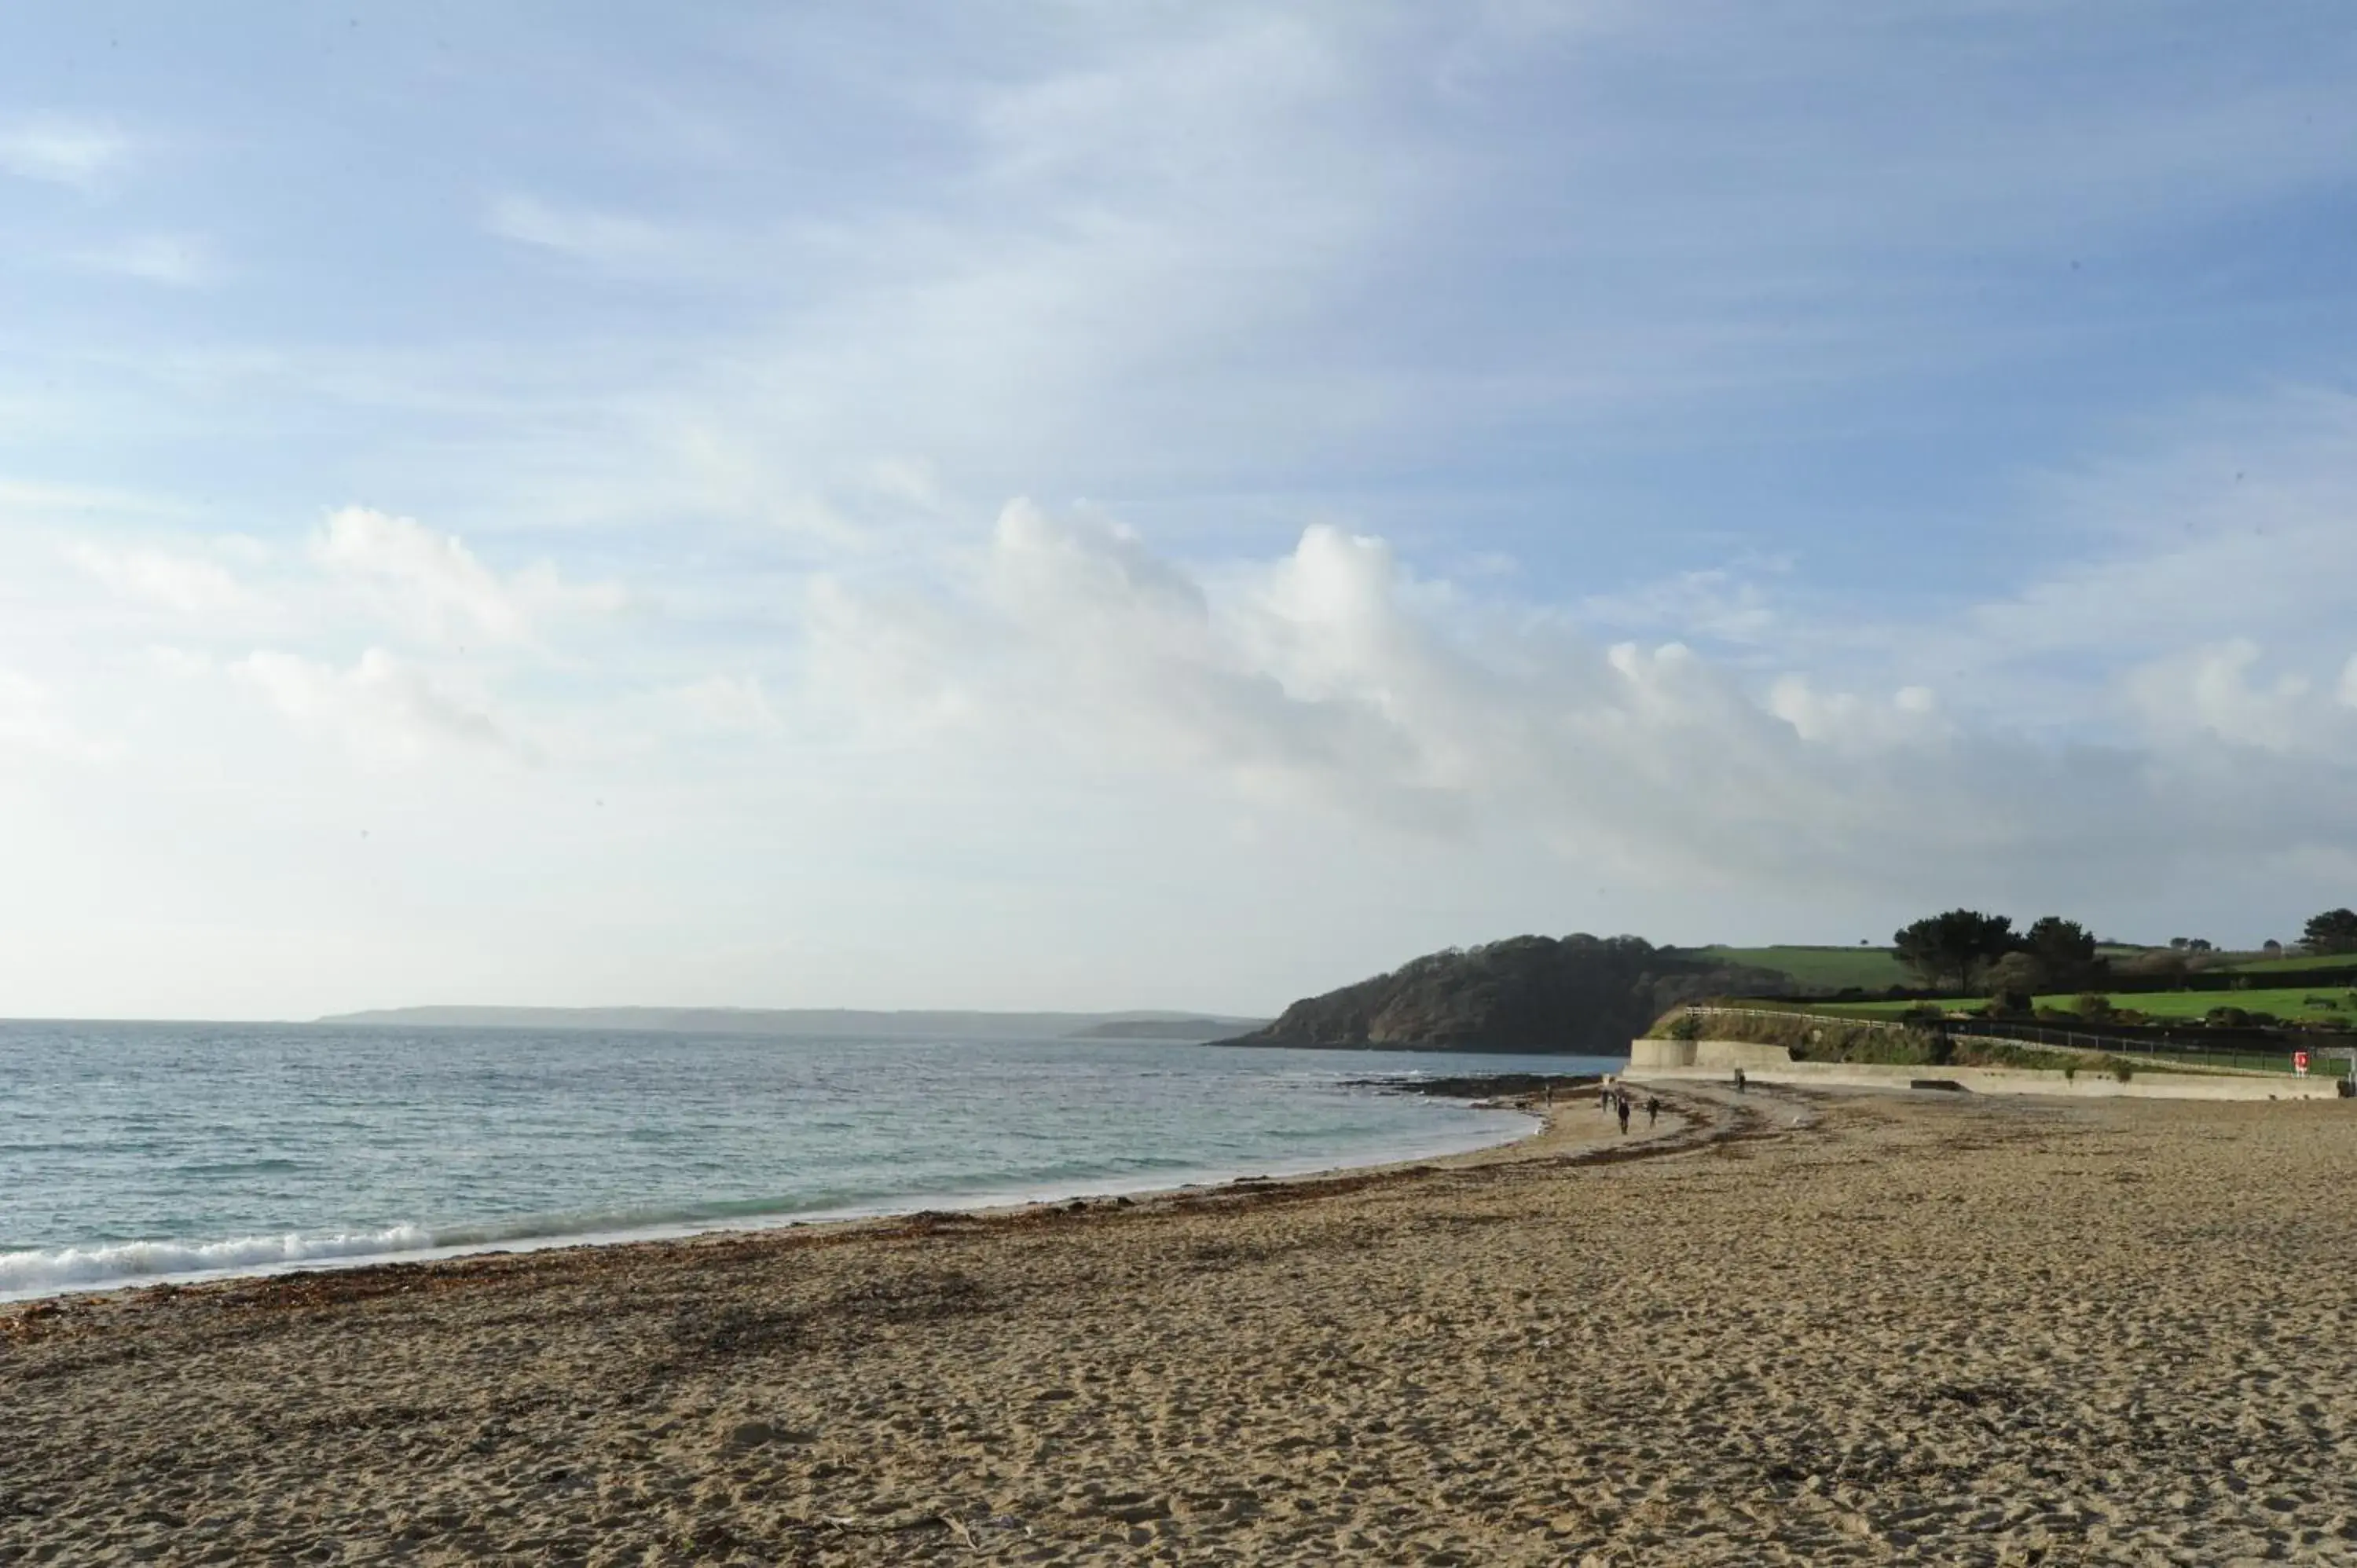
0, 118, 132, 188
1767, 675, 1948, 751
310, 507, 622, 646
966, 506, 1453, 822
146, 646, 215, 680
973, 13, 1347, 192
10, 8, 2357, 1015
485, 195, 700, 275
670, 674, 778, 735
801, 498, 2357, 903
2124, 640, 2357, 758
1581, 565, 1788, 649
75, 233, 216, 287
0, 477, 184, 524
867, 456, 945, 512
0, 667, 108, 761
69, 542, 252, 617
235, 648, 524, 764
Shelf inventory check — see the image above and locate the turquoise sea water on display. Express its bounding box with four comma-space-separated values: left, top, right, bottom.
0, 1021, 1618, 1299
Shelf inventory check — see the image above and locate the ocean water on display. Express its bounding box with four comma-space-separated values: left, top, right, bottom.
0, 1021, 1618, 1300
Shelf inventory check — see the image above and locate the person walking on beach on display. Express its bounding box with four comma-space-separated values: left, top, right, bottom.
1732, 1066, 1747, 1094
1615, 1094, 1631, 1134
1644, 1094, 1660, 1128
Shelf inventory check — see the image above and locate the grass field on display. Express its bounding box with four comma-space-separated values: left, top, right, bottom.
2040, 985, 2357, 1024
2115, 1046, 2354, 1077
1699, 945, 1908, 991
1769, 985, 2357, 1028
1695, 998, 2355, 1079
2213, 952, 2357, 975
1699, 943, 2357, 995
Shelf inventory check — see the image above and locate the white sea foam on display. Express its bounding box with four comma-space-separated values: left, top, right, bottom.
0, 1224, 437, 1295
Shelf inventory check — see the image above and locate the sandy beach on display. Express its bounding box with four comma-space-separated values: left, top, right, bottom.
6, 1083, 2355, 1565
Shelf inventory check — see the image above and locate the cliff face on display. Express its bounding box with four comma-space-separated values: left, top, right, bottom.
1228, 935, 1793, 1053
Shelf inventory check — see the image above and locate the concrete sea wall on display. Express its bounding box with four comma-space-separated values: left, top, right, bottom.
1624, 1039, 2344, 1101
1629, 1039, 1795, 1071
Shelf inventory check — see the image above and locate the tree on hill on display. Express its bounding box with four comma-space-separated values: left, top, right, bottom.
2303, 909, 2357, 955
1893, 910, 2018, 993
2022, 916, 2099, 989
1982, 952, 2044, 1013
2117, 948, 2190, 987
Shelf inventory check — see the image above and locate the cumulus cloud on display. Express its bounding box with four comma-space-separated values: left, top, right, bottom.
974, 504, 1456, 826
1767, 676, 1946, 751
235, 648, 524, 764
807, 505, 1784, 855
311, 507, 622, 646
801, 499, 2357, 902
2124, 640, 2357, 759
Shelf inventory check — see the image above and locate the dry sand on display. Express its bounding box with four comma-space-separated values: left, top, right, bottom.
5, 1085, 2356, 1565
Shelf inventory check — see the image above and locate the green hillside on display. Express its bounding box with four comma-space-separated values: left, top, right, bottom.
1696, 945, 1908, 991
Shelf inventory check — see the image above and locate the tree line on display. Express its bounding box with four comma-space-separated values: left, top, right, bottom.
1892, 907, 2357, 998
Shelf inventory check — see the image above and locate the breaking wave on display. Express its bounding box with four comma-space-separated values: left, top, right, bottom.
0, 1203, 812, 1298
0, 1225, 441, 1296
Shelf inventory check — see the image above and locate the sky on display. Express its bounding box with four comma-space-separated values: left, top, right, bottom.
4, 2, 2355, 1020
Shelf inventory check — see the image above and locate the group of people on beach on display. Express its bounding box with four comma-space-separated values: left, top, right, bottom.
1600, 1083, 1659, 1134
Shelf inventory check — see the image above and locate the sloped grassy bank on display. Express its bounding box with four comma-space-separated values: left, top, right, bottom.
1647, 1006, 2158, 1077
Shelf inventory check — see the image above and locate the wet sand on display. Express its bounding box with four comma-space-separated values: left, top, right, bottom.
5, 1086, 2355, 1564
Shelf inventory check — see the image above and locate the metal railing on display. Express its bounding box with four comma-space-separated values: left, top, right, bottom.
1678, 1006, 2356, 1081
1681, 1006, 1914, 1033
1945, 1017, 2353, 1079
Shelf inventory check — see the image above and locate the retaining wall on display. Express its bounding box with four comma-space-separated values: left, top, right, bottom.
1622, 1049, 2344, 1102
1629, 1038, 1794, 1071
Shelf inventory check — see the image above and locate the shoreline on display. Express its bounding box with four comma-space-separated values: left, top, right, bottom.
0, 1074, 1607, 1309
5, 1075, 1678, 1332
13, 1085, 2353, 1562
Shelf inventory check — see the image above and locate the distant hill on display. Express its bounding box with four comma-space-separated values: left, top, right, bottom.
317, 1006, 1248, 1041
1223, 935, 1794, 1053
1063, 1017, 1266, 1041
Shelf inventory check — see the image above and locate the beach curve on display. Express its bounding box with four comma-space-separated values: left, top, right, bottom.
7, 1083, 2353, 1564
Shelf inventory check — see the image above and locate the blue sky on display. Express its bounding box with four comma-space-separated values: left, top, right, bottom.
4, 3, 2355, 1017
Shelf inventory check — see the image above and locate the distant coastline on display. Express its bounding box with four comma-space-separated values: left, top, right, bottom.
316, 1005, 1266, 1041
